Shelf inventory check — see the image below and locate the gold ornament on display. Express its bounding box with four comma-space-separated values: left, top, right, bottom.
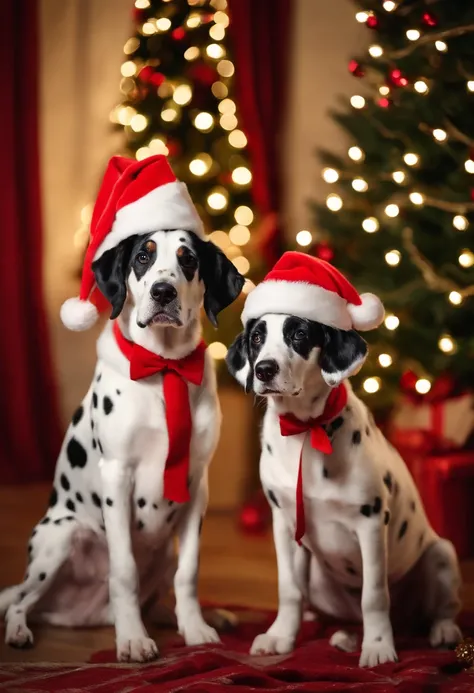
455, 638, 474, 668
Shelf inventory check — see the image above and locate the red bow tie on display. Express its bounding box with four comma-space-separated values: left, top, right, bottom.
279, 383, 347, 544
113, 321, 206, 503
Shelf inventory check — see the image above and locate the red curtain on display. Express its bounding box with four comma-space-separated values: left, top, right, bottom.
228, 0, 293, 267
0, 0, 62, 483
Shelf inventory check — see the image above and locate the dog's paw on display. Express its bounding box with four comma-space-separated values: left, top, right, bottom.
330, 630, 358, 653
359, 640, 398, 667
5, 623, 34, 649
181, 618, 221, 646
250, 632, 295, 656
430, 619, 462, 649
116, 636, 159, 663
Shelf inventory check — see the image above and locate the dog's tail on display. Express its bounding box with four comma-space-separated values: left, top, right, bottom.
0, 585, 19, 617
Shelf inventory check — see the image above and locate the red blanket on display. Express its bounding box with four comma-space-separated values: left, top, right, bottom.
1, 609, 473, 692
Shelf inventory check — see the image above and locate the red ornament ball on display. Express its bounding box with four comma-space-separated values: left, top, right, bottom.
315, 241, 334, 263
238, 491, 271, 534
187, 62, 218, 86
366, 14, 379, 28
349, 59, 365, 78
378, 97, 391, 108
138, 66, 154, 83
150, 72, 165, 87
172, 27, 186, 40
400, 370, 418, 393
166, 139, 181, 158
422, 12, 437, 27
389, 69, 408, 88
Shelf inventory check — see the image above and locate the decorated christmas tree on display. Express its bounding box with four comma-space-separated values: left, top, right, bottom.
308, 0, 474, 410
110, 0, 259, 363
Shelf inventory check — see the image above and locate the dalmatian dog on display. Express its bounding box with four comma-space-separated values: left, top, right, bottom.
0, 229, 244, 662
226, 312, 462, 667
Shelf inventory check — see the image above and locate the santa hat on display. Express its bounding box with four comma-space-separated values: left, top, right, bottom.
241, 251, 384, 331
60, 155, 204, 331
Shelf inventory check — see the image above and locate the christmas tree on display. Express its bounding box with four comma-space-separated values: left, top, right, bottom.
110, 0, 258, 366
308, 0, 474, 410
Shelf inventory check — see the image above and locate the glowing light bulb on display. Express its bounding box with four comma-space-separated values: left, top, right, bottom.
242, 279, 256, 295
296, 230, 313, 247
385, 203, 400, 218
404, 152, 419, 166
351, 95, 366, 109
234, 206, 254, 225
439, 335, 455, 353
214, 10, 230, 26
212, 81, 228, 98
206, 43, 225, 59
233, 256, 250, 275
468, 81, 474, 92
228, 130, 247, 148
379, 85, 390, 96
465, 159, 474, 173
385, 314, 400, 330
453, 215, 468, 231
383, 1, 396, 10
369, 45, 383, 58
232, 167, 252, 185
142, 21, 156, 35
392, 170, 406, 184
362, 217, 379, 233
136, 146, 151, 161
348, 146, 364, 161
217, 60, 234, 77
209, 23, 225, 40
355, 10, 370, 22
415, 378, 431, 394
363, 377, 381, 394
435, 40, 448, 52
220, 114, 238, 130
229, 225, 251, 246
184, 46, 200, 61
173, 84, 192, 105
385, 250, 401, 266
130, 114, 148, 132
194, 112, 214, 131
326, 194, 343, 211
322, 168, 339, 183
207, 188, 228, 211
149, 137, 169, 155
209, 230, 230, 249
156, 17, 171, 31
117, 105, 136, 125
189, 154, 212, 176
459, 250, 474, 267
208, 342, 227, 360
161, 105, 178, 122
187, 12, 201, 28
449, 291, 462, 305
406, 29, 421, 41
378, 353, 392, 367
414, 80, 429, 94
218, 98, 236, 115
409, 192, 424, 205
135, 0, 150, 7
121, 61, 137, 77
433, 128, 447, 142
352, 178, 368, 192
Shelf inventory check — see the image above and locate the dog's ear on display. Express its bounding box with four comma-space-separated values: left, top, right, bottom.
226, 320, 255, 393
192, 236, 245, 326
91, 236, 137, 320
318, 326, 368, 387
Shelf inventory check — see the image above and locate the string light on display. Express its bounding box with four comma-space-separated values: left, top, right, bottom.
214, 10, 230, 26
378, 353, 393, 367
242, 279, 256, 295
352, 178, 368, 192
142, 21, 156, 35
206, 43, 225, 59
383, 1, 396, 11
209, 230, 230, 249
414, 80, 429, 94
161, 104, 179, 122
379, 85, 390, 96
326, 194, 343, 211
212, 81, 228, 98
208, 342, 228, 360
362, 217, 379, 233
415, 378, 431, 394
363, 377, 381, 394
209, 24, 225, 40
465, 159, 474, 173
136, 146, 151, 160
218, 98, 236, 114
173, 84, 192, 105
369, 45, 384, 58
350, 95, 366, 109
438, 335, 455, 353
385, 314, 400, 330
459, 250, 474, 267
355, 11, 370, 22
449, 291, 463, 305
187, 13, 201, 28
156, 17, 171, 31
207, 188, 228, 211
453, 215, 468, 231
217, 60, 234, 77
233, 256, 250, 275
392, 170, 406, 184
404, 152, 419, 166
296, 230, 313, 247
322, 168, 339, 183
194, 112, 214, 131
158, 81, 173, 98
135, 0, 150, 7
235, 206, 254, 225
228, 129, 247, 148
384, 203, 400, 218
189, 154, 212, 176
409, 192, 424, 205
468, 80, 474, 92
116, 105, 136, 125
232, 166, 252, 185
435, 40, 448, 52
130, 114, 148, 132
184, 46, 200, 61
220, 114, 238, 130
120, 61, 137, 77
406, 29, 421, 41
149, 137, 169, 155
229, 225, 251, 246
433, 128, 447, 142
348, 146, 364, 161
385, 250, 401, 266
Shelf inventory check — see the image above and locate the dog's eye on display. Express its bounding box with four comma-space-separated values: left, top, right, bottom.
294, 329, 306, 340
136, 252, 149, 265
177, 246, 198, 269
251, 333, 261, 345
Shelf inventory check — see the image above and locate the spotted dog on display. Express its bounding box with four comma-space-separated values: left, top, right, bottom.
0, 229, 243, 661
226, 313, 462, 667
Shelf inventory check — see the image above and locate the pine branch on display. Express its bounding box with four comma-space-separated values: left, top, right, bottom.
421, 195, 474, 213
388, 23, 474, 59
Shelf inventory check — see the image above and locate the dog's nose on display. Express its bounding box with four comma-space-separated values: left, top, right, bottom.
255, 359, 279, 383
150, 282, 177, 306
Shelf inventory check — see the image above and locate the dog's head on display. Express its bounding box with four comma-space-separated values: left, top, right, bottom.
91, 230, 244, 330
226, 313, 368, 396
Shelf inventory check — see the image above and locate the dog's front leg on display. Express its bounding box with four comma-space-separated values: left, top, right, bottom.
100, 459, 158, 663
174, 473, 220, 646
357, 515, 397, 667
251, 508, 303, 655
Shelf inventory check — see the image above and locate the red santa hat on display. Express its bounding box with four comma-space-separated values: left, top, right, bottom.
241, 251, 384, 331
60, 155, 204, 331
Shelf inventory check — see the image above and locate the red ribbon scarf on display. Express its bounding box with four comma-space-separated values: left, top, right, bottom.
113, 321, 206, 503
279, 383, 348, 544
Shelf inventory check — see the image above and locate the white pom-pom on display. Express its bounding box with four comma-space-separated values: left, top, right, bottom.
348, 292, 385, 331
60, 297, 99, 331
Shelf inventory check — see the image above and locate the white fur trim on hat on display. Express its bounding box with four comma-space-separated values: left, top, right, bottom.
241, 280, 353, 331
60, 297, 99, 331
347, 292, 385, 331
93, 181, 204, 260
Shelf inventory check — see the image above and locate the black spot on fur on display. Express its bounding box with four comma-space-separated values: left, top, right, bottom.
346, 405, 352, 413
92, 392, 98, 408
410, 500, 416, 512
266, 443, 272, 454
352, 430, 362, 445
345, 585, 361, 597
137, 498, 146, 509
98, 440, 103, 455
137, 520, 144, 530
366, 426, 370, 436
28, 543, 33, 553
65, 499, 75, 513
76, 492, 84, 503
20, 591, 26, 600
60, 473, 70, 492
92, 439, 97, 449
360, 504, 372, 517
31, 528, 37, 537
199, 517, 204, 534
324, 560, 333, 571
398, 520, 408, 540
384, 510, 390, 525
106, 498, 113, 507
346, 565, 357, 576
383, 472, 393, 493
179, 237, 186, 242
103, 396, 114, 415
418, 533, 425, 548
96, 373, 102, 382
116, 389, 121, 395
168, 500, 174, 506
39, 572, 46, 582
167, 509, 177, 523
394, 482, 400, 497
72, 406, 84, 426
49, 487, 58, 507
66, 516, 75, 521
54, 519, 62, 525
373, 497, 382, 514
330, 416, 344, 435
323, 467, 329, 478
40, 517, 50, 525
100, 524, 105, 532
91, 492, 102, 509
67, 438, 88, 469
152, 503, 158, 510
91, 420, 94, 430
375, 636, 382, 642
267, 489, 280, 508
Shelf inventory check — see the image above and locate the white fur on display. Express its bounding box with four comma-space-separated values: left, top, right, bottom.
60, 297, 99, 331
0, 231, 222, 661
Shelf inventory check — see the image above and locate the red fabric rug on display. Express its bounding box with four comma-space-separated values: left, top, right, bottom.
1, 608, 474, 692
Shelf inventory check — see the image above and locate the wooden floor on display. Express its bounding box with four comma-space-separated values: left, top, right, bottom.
1, 484, 473, 663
